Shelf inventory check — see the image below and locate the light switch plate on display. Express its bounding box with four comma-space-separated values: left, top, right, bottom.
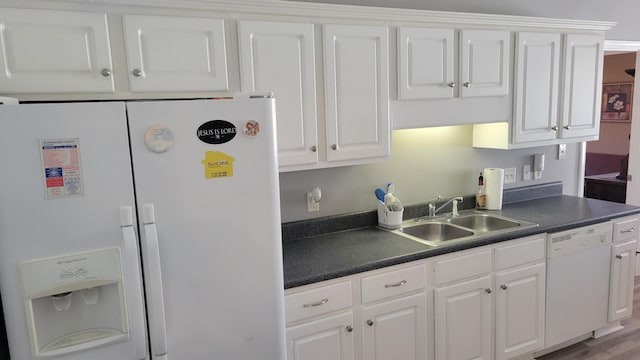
558, 144, 567, 160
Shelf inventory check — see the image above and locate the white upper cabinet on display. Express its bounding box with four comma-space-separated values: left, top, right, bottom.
122, 15, 229, 92
474, 32, 604, 149
323, 24, 390, 163
238, 20, 318, 168
398, 27, 455, 99
398, 28, 509, 100
0, 8, 114, 94
560, 34, 604, 140
512, 32, 561, 144
459, 30, 510, 97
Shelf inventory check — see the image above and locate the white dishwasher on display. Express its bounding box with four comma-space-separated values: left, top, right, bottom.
545, 222, 613, 349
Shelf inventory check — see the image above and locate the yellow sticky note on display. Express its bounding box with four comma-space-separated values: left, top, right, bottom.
201, 151, 235, 179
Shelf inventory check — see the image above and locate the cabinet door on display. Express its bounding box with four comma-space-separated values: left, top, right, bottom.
513, 32, 561, 144
122, 15, 228, 92
361, 292, 427, 360
560, 34, 604, 140
459, 30, 510, 97
287, 311, 355, 360
238, 21, 318, 168
609, 240, 637, 322
435, 275, 493, 360
495, 263, 545, 360
323, 24, 390, 163
0, 8, 114, 93
398, 27, 455, 99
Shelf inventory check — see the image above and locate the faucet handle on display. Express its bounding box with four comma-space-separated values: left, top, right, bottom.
452, 199, 460, 217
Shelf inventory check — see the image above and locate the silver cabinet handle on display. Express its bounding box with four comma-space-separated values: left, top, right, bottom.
331, 144, 338, 150
346, 325, 353, 332
366, 320, 374, 326
448, 82, 456, 88
101, 68, 112, 77
616, 254, 623, 259
132, 69, 143, 77
310, 145, 317, 152
564, 125, 571, 130
463, 82, 471, 87
621, 227, 635, 233
485, 288, 492, 294
500, 284, 508, 290
303, 298, 328, 308
551, 126, 558, 131
385, 280, 407, 288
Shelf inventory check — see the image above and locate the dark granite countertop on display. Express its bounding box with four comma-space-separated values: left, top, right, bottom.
282, 183, 640, 289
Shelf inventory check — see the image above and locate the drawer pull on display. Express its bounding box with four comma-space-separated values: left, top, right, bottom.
366, 320, 374, 326
621, 227, 636, 233
384, 280, 407, 288
485, 288, 492, 294
616, 254, 623, 259
500, 284, 508, 290
303, 298, 329, 308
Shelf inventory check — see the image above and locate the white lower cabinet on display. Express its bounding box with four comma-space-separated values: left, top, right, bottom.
285, 262, 427, 360
361, 292, 427, 360
287, 311, 356, 360
495, 262, 546, 360
435, 275, 493, 360
609, 216, 639, 323
434, 235, 546, 360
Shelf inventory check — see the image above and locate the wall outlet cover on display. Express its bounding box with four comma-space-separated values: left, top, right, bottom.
307, 192, 320, 212
523, 165, 531, 181
504, 167, 516, 184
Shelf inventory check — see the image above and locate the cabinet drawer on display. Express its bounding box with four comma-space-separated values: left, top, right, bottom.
285, 281, 352, 323
613, 217, 639, 243
494, 235, 546, 270
361, 263, 426, 304
435, 249, 492, 285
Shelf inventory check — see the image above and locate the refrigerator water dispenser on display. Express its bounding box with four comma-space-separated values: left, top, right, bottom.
20, 247, 129, 358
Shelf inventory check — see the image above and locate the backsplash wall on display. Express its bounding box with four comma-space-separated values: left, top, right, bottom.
279, 125, 582, 222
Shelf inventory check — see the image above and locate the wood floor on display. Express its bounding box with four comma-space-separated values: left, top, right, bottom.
536, 277, 640, 359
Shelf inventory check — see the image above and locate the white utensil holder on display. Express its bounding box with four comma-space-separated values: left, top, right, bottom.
377, 201, 404, 229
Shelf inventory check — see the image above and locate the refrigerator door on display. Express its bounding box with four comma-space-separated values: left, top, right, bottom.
0, 102, 148, 360
127, 98, 286, 359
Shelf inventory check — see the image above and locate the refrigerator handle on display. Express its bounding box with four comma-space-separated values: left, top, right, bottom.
142, 204, 169, 359
120, 206, 149, 360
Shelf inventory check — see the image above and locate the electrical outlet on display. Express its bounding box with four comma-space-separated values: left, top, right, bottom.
523, 165, 531, 181
307, 192, 320, 212
504, 167, 516, 184
534, 171, 543, 180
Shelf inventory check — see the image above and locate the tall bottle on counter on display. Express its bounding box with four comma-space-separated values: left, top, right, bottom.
476, 172, 486, 209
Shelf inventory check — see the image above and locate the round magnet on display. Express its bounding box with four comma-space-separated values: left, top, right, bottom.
144, 125, 174, 153
244, 120, 260, 137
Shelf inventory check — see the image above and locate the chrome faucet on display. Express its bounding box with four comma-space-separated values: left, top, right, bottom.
428, 195, 464, 217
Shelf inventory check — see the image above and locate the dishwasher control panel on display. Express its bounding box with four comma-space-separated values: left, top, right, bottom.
547, 222, 613, 257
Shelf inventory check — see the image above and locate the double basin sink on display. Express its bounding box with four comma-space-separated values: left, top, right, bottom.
388, 211, 538, 247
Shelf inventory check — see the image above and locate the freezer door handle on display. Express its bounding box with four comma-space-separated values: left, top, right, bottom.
120, 206, 149, 360
142, 204, 169, 358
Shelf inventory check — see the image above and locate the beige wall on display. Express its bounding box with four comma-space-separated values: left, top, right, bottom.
587, 53, 636, 155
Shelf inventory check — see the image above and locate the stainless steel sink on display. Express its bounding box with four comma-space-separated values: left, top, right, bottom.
398, 222, 474, 242
387, 210, 537, 247
447, 213, 521, 232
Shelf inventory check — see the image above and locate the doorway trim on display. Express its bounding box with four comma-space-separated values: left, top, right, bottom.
588, 40, 640, 203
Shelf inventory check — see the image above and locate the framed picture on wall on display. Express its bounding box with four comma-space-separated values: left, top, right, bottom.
601, 82, 633, 122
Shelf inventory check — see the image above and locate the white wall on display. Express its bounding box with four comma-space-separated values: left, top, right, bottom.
280, 126, 580, 222
287, 0, 640, 41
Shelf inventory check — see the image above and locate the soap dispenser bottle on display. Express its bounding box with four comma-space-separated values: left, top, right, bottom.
476, 172, 487, 209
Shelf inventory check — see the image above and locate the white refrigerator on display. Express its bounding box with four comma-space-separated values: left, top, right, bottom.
0, 96, 286, 360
